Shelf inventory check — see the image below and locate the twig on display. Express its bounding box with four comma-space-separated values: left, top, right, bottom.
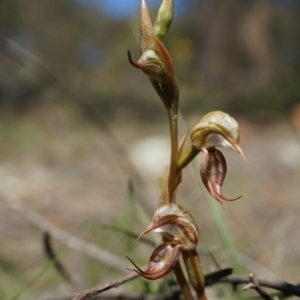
52, 268, 231, 300
44, 268, 300, 300
241, 273, 272, 300
46, 274, 182, 300
217, 274, 300, 297
45, 286, 181, 300
71, 272, 140, 300
204, 268, 233, 286
242, 273, 273, 300
45, 293, 144, 300
1, 191, 128, 272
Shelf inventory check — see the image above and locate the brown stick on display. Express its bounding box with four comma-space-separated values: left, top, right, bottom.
241, 273, 272, 300
46, 269, 300, 300
217, 274, 300, 296
71, 272, 139, 300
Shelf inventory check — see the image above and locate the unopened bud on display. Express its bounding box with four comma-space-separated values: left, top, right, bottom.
140, 0, 156, 52
154, 0, 174, 41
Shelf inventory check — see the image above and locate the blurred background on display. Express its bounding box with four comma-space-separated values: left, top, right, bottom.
1, 0, 300, 299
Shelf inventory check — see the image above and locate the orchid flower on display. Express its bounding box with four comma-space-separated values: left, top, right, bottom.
191, 111, 246, 205
127, 203, 198, 280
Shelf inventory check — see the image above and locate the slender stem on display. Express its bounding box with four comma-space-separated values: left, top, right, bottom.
177, 145, 200, 173
183, 250, 207, 300
151, 78, 179, 206
148, 21, 192, 298
167, 104, 178, 202
173, 261, 194, 300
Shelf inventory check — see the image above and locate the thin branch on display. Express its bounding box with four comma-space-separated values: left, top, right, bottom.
51, 268, 230, 300
46, 285, 182, 300
1, 192, 128, 272
217, 274, 300, 297
242, 273, 273, 300
71, 272, 139, 300
46, 272, 182, 300
44, 268, 300, 300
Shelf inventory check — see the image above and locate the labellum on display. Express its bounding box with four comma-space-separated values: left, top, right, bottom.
127, 242, 183, 280
200, 147, 241, 205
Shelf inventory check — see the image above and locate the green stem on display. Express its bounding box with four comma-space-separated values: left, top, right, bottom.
183, 250, 207, 300
173, 261, 194, 300
177, 145, 200, 173
167, 105, 178, 202
150, 78, 179, 203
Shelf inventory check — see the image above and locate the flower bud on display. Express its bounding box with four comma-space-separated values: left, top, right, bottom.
128, 36, 178, 104
140, 0, 156, 52
154, 0, 174, 41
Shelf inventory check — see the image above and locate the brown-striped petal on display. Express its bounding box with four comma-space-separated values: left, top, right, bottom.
200, 148, 241, 205
127, 242, 182, 280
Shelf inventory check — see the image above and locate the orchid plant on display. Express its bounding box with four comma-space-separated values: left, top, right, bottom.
127, 1, 245, 299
